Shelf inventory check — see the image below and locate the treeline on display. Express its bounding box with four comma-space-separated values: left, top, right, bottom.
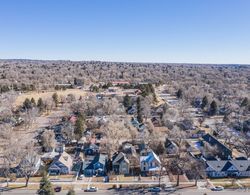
0, 83, 36, 93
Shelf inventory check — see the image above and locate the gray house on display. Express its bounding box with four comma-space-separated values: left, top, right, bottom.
112, 152, 130, 175
205, 160, 250, 178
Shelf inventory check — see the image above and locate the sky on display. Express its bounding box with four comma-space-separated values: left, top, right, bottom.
0, 0, 250, 64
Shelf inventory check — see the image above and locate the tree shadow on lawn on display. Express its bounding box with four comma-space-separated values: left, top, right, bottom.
0, 185, 27, 192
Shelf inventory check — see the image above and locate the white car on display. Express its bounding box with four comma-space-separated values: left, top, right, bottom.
164, 186, 175, 192
211, 186, 224, 191
84, 187, 98, 192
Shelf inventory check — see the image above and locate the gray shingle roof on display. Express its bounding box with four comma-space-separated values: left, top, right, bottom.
206, 160, 250, 172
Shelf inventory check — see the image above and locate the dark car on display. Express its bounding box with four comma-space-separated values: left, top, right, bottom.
148, 187, 161, 192
54, 186, 62, 192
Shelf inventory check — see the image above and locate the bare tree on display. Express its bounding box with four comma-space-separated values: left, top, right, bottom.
41, 131, 56, 152
101, 117, 130, 156
102, 97, 120, 115
19, 145, 40, 187
141, 96, 152, 121
187, 158, 206, 186
0, 124, 19, 186
235, 139, 250, 159
166, 127, 188, 186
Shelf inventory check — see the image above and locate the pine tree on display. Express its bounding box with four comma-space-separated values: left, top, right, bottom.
74, 114, 85, 140
210, 100, 218, 116
201, 96, 208, 109
67, 188, 76, 195
37, 98, 44, 112
23, 98, 32, 109
176, 89, 183, 99
31, 97, 36, 107
38, 172, 54, 195
136, 97, 143, 123
123, 94, 131, 108
241, 97, 249, 107
52, 92, 59, 107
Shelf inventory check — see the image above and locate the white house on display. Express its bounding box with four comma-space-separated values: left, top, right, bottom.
140, 151, 161, 174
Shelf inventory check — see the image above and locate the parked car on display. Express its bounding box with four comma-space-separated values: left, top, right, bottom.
54, 186, 62, 192
164, 186, 175, 192
84, 186, 98, 192
148, 187, 161, 192
211, 186, 224, 191
78, 174, 84, 180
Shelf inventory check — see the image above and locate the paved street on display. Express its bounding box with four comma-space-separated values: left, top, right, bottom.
0, 189, 112, 195
1, 188, 250, 195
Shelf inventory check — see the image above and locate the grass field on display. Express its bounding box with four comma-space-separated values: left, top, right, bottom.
14, 89, 87, 106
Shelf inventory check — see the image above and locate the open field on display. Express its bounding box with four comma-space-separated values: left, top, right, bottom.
14, 89, 87, 107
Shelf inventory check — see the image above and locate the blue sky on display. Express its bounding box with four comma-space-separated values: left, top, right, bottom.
0, 0, 249, 64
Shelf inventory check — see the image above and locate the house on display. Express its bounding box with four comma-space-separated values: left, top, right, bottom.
83, 154, 107, 177
55, 143, 65, 153
202, 134, 232, 160
112, 152, 130, 175
151, 117, 161, 127
122, 142, 137, 155
41, 150, 59, 164
48, 151, 73, 175
140, 151, 161, 175
131, 117, 140, 128
84, 143, 99, 156
131, 118, 145, 131
69, 115, 77, 124
52, 124, 63, 135
111, 80, 130, 86
108, 87, 120, 93
165, 138, 179, 154
96, 94, 103, 100
111, 152, 141, 176
189, 129, 206, 138
127, 106, 137, 115
205, 160, 250, 178
138, 124, 145, 132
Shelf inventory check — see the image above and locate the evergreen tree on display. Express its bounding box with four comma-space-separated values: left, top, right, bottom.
74, 114, 85, 140
52, 92, 59, 107
67, 188, 75, 195
23, 98, 32, 109
31, 97, 36, 107
241, 97, 249, 107
38, 172, 54, 195
136, 97, 143, 123
176, 89, 183, 99
37, 98, 44, 112
137, 111, 143, 123
210, 100, 218, 115
223, 114, 230, 123
123, 94, 131, 108
201, 96, 208, 109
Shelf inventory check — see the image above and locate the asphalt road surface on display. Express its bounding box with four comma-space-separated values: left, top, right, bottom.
1, 189, 250, 195
0, 189, 112, 195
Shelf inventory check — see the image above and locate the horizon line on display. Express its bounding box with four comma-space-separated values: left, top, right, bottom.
0, 58, 249, 66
